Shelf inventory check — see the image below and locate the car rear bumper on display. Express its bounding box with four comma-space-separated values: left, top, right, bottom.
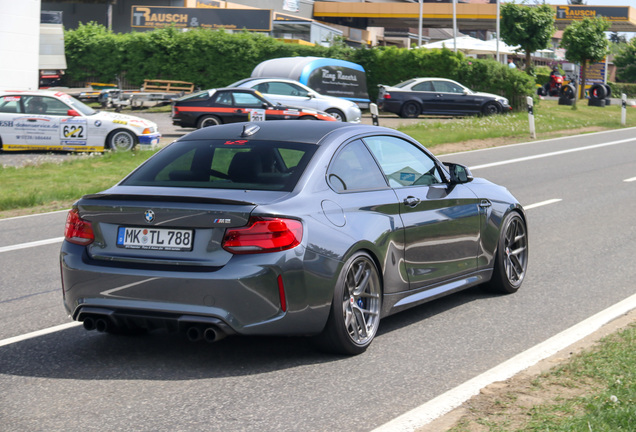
376, 99, 402, 115
60, 241, 339, 336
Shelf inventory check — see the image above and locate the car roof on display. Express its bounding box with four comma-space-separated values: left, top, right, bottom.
177, 120, 387, 145
0, 89, 65, 97
231, 77, 304, 86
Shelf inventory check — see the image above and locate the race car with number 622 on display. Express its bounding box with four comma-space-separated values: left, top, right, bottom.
0, 89, 161, 152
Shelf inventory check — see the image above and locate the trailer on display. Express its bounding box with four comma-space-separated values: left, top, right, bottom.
102, 79, 196, 111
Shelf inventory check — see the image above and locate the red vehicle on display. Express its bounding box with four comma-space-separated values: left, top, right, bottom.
538, 71, 564, 97
172, 88, 336, 129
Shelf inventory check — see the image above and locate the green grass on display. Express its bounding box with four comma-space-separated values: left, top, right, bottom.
401, 100, 636, 149
0, 150, 159, 213
449, 324, 635, 431
522, 325, 635, 432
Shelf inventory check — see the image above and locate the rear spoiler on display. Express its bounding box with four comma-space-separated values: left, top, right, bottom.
80, 193, 256, 207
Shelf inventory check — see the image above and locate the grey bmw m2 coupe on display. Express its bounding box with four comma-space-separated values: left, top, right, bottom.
60, 121, 528, 355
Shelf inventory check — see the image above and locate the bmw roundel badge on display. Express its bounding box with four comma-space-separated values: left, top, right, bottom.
144, 209, 155, 223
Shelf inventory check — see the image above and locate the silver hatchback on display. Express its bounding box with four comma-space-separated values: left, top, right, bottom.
229, 78, 362, 123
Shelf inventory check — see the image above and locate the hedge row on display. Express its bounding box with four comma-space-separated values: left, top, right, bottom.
608, 82, 636, 98
64, 23, 535, 109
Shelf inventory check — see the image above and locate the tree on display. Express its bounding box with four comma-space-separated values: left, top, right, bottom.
609, 31, 627, 44
614, 37, 636, 83
561, 17, 611, 100
500, 3, 555, 75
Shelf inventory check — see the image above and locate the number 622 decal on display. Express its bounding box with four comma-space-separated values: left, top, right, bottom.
61, 124, 86, 140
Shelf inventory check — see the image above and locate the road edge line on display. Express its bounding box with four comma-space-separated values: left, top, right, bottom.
372, 292, 636, 432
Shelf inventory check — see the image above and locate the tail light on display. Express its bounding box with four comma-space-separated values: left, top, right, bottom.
64, 208, 94, 245
383, 92, 391, 99
222, 217, 303, 254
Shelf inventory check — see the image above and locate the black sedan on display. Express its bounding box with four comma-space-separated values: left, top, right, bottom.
172, 87, 335, 128
60, 121, 528, 355
377, 77, 512, 118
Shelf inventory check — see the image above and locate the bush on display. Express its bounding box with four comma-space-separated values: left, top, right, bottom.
607, 82, 636, 98
63, 24, 534, 110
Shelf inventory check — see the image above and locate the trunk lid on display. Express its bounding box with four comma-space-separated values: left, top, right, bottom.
77, 186, 287, 267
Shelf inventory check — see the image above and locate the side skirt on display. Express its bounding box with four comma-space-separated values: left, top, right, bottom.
381, 269, 493, 317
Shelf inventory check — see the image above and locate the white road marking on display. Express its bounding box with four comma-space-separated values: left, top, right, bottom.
523, 198, 562, 210
0, 322, 82, 348
440, 126, 636, 157
0, 237, 64, 254
624, 177, 636, 183
372, 292, 636, 432
0, 209, 68, 222
469, 138, 635, 170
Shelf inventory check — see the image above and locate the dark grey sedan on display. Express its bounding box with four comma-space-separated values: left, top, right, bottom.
377, 78, 512, 118
60, 121, 528, 355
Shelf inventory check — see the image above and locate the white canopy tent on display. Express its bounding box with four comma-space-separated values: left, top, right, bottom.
423, 36, 518, 56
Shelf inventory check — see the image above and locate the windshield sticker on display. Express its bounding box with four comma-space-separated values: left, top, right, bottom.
224, 140, 248, 145
3, 96, 20, 102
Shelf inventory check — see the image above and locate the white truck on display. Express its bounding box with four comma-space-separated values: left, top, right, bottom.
39, 11, 67, 88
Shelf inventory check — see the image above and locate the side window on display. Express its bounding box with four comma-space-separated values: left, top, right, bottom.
42, 97, 71, 115
432, 81, 464, 94
327, 140, 387, 192
412, 81, 434, 92
364, 136, 443, 187
233, 92, 265, 108
214, 92, 234, 106
0, 95, 22, 113
24, 96, 65, 115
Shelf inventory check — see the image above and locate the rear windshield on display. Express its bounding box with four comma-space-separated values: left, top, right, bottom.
121, 139, 317, 192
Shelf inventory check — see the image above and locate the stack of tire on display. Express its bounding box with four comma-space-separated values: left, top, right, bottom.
588, 84, 612, 107
558, 84, 576, 106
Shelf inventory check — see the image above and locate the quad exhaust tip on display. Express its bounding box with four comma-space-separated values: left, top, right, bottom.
81, 313, 229, 343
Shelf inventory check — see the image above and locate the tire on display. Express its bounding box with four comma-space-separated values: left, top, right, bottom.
315, 251, 382, 355
325, 108, 346, 122
536, 87, 546, 96
605, 98, 611, 106
484, 212, 528, 294
399, 101, 421, 118
603, 84, 612, 98
589, 84, 607, 100
106, 129, 136, 152
299, 115, 317, 120
560, 84, 575, 100
481, 101, 501, 116
558, 97, 574, 106
197, 115, 221, 129
588, 98, 606, 107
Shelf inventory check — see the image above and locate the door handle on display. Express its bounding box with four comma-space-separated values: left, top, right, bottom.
404, 196, 421, 208
479, 200, 492, 208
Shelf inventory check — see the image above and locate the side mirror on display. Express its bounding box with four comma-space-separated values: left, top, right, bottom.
462, 89, 469, 95
307, 92, 316, 99
443, 162, 473, 184
67, 109, 81, 117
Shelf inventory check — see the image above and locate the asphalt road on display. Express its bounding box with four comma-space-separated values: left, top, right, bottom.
0, 127, 635, 431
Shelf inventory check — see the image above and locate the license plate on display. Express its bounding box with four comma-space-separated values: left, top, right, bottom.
116, 227, 193, 251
